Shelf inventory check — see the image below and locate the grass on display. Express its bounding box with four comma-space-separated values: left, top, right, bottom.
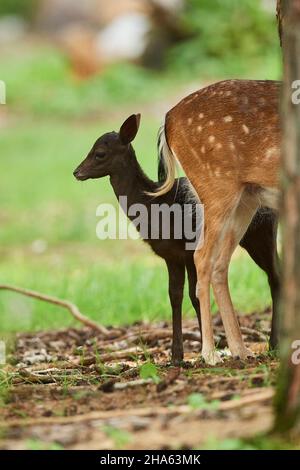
0, 117, 272, 333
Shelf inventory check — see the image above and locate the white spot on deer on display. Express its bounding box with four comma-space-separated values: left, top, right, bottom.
209, 120, 214, 126
208, 135, 215, 143
265, 147, 278, 160
229, 142, 236, 151
259, 97, 266, 105
242, 96, 249, 105
224, 115, 233, 123
197, 125, 202, 132
188, 117, 193, 125
199, 113, 204, 119
201, 145, 206, 154
225, 91, 232, 97
216, 143, 222, 150
239, 140, 246, 145
242, 124, 249, 134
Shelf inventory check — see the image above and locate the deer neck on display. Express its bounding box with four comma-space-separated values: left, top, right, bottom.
109, 149, 157, 218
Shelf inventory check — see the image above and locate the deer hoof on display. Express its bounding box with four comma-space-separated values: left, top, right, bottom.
171, 350, 184, 366
232, 347, 254, 360
202, 349, 223, 365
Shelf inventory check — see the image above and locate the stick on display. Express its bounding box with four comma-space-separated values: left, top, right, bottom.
219, 388, 274, 411
79, 346, 162, 366
240, 327, 267, 342
107, 329, 201, 345
100, 378, 154, 392
0, 388, 274, 429
0, 284, 110, 336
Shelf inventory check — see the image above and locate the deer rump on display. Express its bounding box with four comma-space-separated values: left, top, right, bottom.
154, 79, 281, 364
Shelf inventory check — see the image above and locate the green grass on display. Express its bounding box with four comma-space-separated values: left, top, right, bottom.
0, 118, 271, 333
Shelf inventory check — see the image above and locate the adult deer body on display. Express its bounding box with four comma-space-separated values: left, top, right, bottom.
155, 80, 281, 364
73, 113, 280, 364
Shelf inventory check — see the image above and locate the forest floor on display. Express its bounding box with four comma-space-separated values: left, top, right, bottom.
0, 310, 281, 450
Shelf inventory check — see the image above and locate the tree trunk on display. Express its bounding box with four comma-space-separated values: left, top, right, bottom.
274, 0, 300, 438
276, 0, 284, 47
276, 0, 284, 46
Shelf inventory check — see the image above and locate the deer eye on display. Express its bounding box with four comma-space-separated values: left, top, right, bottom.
95, 151, 106, 160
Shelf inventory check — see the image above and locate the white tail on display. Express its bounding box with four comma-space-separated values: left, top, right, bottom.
146, 124, 178, 197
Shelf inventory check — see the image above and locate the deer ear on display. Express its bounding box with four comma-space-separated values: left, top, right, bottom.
119, 114, 141, 145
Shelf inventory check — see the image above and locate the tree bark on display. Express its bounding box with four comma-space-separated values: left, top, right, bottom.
274, 0, 300, 438
276, 0, 284, 47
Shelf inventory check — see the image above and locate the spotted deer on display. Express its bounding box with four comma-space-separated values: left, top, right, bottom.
74, 112, 280, 365
154, 80, 281, 365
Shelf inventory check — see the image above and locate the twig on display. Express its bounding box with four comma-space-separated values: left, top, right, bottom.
0, 388, 274, 428
100, 378, 153, 392
108, 328, 201, 345
0, 284, 110, 336
219, 388, 274, 410
240, 327, 267, 342
79, 346, 162, 366
18, 369, 58, 384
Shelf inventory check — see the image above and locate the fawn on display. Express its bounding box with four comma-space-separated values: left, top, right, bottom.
153, 80, 281, 364
74, 113, 280, 365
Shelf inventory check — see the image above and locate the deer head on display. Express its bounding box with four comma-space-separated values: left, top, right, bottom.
73, 114, 141, 181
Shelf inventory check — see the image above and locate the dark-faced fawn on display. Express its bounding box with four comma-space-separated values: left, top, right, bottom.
74, 113, 280, 365
154, 79, 281, 364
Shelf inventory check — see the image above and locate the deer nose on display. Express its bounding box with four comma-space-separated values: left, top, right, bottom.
73, 168, 83, 180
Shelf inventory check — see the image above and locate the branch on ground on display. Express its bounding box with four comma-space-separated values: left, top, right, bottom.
0, 284, 111, 337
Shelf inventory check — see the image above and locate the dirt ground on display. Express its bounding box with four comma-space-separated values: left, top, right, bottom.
0, 310, 279, 450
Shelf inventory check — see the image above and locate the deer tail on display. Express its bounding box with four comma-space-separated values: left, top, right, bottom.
147, 122, 177, 197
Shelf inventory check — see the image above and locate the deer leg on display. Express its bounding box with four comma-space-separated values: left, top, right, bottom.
211, 189, 259, 359
186, 259, 202, 337
269, 273, 281, 349
240, 210, 281, 349
166, 260, 185, 365
194, 190, 244, 365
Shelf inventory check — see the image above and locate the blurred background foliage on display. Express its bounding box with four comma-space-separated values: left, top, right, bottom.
0, 0, 281, 117
0, 0, 279, 331
0, 0, 37, 20
169, 0, 280, 77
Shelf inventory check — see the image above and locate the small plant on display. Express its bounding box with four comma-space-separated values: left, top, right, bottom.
139, 361, 160, 384
25, 439, 64, 451
187, 393, 220, 411
203, 437, 257, 450
0, 369, 13, 406
103, 426, 133, 450
96, 361, 123, 378
203, 435, 298, 450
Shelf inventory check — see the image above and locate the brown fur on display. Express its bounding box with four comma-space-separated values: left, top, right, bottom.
156, 80, 281, 364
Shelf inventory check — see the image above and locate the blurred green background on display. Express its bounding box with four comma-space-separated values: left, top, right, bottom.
0, 0, 281, 332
